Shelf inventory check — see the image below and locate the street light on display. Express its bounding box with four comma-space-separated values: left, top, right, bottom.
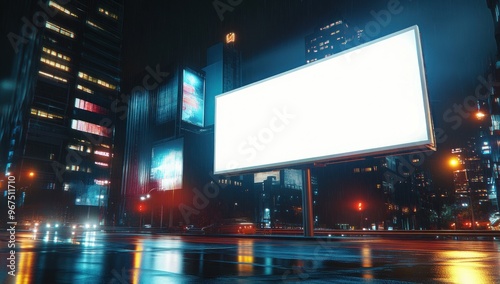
475, 111, 486, 120
140, 188, 164, 229
449, 157, 459, 168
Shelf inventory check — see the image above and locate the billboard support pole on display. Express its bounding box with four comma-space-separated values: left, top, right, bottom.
303, 168, 314, 237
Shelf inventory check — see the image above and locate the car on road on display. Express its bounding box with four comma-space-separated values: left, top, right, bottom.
203, 219, 256, 235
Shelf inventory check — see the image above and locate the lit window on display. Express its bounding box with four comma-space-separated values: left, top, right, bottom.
98, 7, 118, 20
76, 84, 94, 94
86, 20, 105, 31
71, 119, 111, 137
95, 179, 110, 185
68, 144, 84, 151
75, 98, 109, 114
78, 72, 116, 90
94, 150, 110, 157
30, 108, 63, 120
38, 71, 67, 83
48, 1, 78, 17
45, 21, 75, 38
42, 47, 71, 61
40, 57, 70, 71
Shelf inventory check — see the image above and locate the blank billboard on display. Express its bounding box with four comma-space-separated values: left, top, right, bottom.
215, 26, 435, 175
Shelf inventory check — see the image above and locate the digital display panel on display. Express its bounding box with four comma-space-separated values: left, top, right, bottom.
182, 69, 205, 127
71, 119, 112, 137
215, 26, 435, 175
151, 138, 183, 191
75, 184, 107, 207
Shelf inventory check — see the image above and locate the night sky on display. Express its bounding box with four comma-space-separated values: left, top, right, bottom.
1, 0, 497, 188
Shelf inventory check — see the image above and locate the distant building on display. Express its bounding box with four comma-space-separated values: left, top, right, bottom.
486, 0, 500, 212
450, 139, 491, 228
120, 66, 210, 227
3, 0, 123, 224
119, 37, 243, 227
253, 169, 311, 228
203, 39, 242, 126
305, 20, 362, 64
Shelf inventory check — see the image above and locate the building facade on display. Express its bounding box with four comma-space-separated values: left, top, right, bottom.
305, 19, 363, 64
119, 37, 244, 228
4, 0, 123, 224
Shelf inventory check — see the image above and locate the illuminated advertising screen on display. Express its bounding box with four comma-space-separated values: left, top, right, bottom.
182, 69, 205, 127
215, 26, 435, 175
151, 138, 183, 191
75, 184, 107, 207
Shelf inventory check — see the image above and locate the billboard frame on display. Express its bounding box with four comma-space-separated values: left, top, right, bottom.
214, 25, 435, 175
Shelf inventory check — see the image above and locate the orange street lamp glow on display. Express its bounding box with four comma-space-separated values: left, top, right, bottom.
475, 111, 486, 120
29, 171, 35, 178
449, 158, 459, 168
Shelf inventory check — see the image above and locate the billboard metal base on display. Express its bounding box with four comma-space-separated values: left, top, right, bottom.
303, 168, 314, 237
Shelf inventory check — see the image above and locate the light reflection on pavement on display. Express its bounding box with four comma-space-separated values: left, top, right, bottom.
0, 231, 499, 283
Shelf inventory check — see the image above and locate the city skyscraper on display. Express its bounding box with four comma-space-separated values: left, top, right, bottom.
3, 0, 123, 224
305, 19, 362, 64
203, 38, 242, 126
451, 139, 491, 229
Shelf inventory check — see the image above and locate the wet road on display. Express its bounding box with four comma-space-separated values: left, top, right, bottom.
1, 230, 500, 283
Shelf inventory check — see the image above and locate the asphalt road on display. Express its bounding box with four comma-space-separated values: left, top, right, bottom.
1, 230, 500, 283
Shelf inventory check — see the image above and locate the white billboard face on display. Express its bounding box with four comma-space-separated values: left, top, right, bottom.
215, 26, 435, 175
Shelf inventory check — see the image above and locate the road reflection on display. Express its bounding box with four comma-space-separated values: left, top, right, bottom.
361, 243, 373, 280
16, 237, 35, 284
237, 239, 254, 275
132, 240, 142, 284
3, 231, 499, 283
439, 250, 493, 284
